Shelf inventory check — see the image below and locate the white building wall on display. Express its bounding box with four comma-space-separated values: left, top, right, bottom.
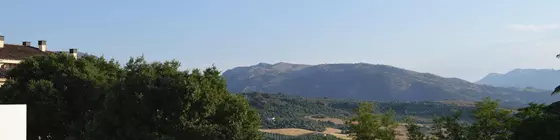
0, 59, 22, 87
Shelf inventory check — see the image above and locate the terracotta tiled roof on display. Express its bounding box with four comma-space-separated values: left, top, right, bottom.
0, 44, 50, 60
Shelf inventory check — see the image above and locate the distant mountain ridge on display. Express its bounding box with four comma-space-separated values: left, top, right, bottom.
223, 62, 560, 104
476, 68, 560, 90
54, 51, 91, 58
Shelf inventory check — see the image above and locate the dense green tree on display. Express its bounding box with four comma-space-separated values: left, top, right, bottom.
404, 117, 432, 140
346, 102, 397, 140
429, 98, 519, 140
511, 103, 560, 140
378, 109, 398, 139
467, 97, 518, 140
509, 54, 560, 140
430, 111, 468, 140
514, 103, 547, 122
85, 57, 262, 140
0, 53, 121, 139
0, 54, 261, 140
346, 102, 379, 140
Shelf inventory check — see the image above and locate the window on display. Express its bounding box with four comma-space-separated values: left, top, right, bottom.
4, 63, 16, 70
1, 63, 17, 72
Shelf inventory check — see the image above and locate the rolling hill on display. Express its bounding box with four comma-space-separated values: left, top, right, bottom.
224, 63, 560, 104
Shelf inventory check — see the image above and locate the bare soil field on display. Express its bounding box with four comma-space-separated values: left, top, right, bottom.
261, 125, 411, 140
259, 127, 352, 140
323, 128, 352, 140
259, 128, 315, 136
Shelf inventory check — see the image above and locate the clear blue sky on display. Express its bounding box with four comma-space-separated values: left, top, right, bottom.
1, 0, 560, 81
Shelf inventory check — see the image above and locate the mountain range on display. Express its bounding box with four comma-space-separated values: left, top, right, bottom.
223, 62, 560, 104
54, 51, 91, 59
476, 68, 560, 90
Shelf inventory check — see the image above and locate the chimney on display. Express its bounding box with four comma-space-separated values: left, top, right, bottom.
0, 36, 4, 48
22, 41, 31, 46
69, 48, 78, 59
38, 40, 47, 52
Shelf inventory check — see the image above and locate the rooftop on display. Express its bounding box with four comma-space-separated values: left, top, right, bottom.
0, 44, 49, 60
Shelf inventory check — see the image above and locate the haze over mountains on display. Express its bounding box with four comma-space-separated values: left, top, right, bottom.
223, 62, 560, 104
476, 69, 560, 90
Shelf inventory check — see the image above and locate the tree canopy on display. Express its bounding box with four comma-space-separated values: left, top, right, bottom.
345, 102, 398, 140
0, 53, 261, 140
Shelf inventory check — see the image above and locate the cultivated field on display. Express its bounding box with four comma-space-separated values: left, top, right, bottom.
259, 127, 352, 140
261, 124, 411, 140
259, 128, 316, 136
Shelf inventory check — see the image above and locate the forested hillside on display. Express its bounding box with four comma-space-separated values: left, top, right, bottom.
242, 92, 474, 132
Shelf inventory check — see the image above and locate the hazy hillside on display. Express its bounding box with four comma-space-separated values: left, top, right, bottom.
224, 63, 560, 104
476, 68, 560, 90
